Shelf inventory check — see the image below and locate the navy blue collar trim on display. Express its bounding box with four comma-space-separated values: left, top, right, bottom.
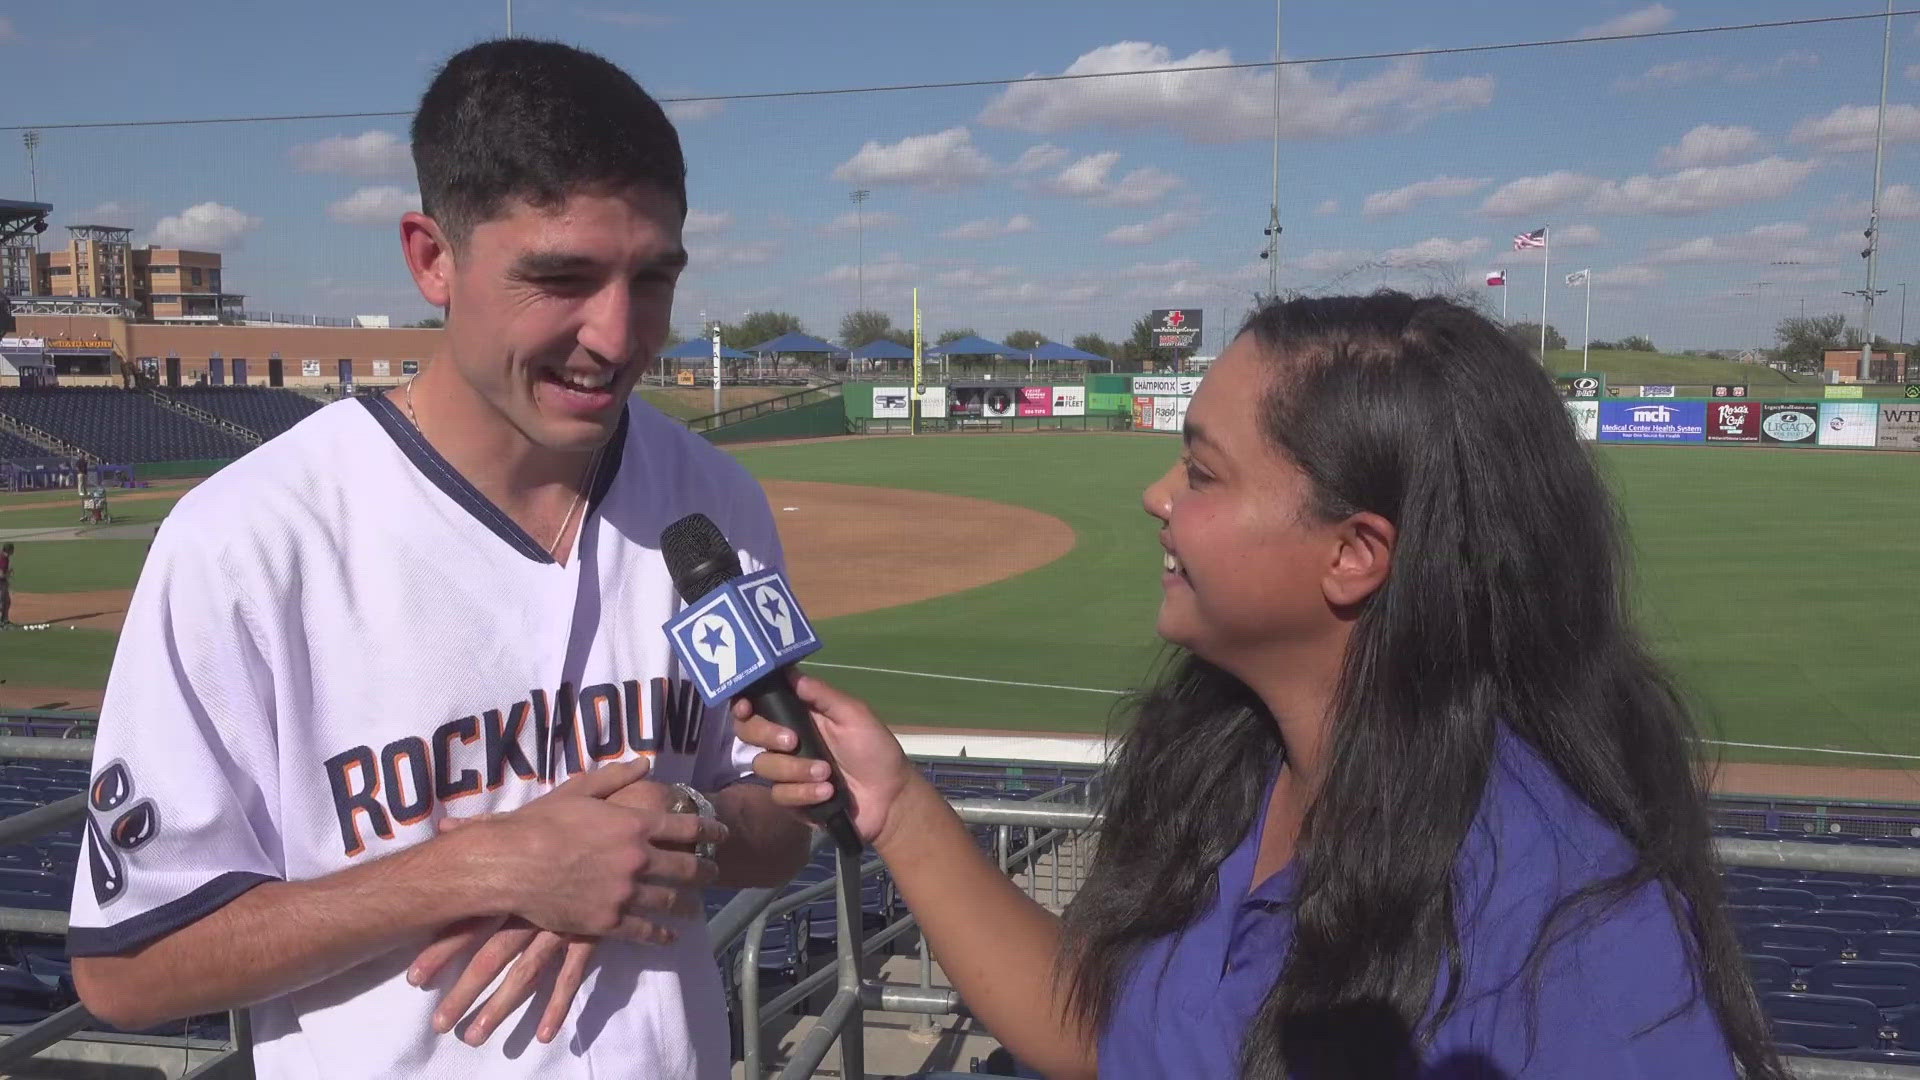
358, 395, 628, 565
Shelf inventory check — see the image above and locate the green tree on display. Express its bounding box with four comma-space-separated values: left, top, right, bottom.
1071, 333, 1118, 360
935, 328, 977, 347
721, 310, 805, 351
1116, 315, 1160, 371
408, 316, 445, 328
1003, 329, 1047, 351
1617, 334, 1655, 353
839, 310, 898, 349
1772, 313, 1848, 372
1503, 321, 1566, 356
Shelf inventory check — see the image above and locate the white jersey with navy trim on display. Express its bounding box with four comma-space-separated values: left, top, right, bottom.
67, 396, 779, 1079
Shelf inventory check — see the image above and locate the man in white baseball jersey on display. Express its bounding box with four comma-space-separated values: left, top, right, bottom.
67, 39, 814, 1078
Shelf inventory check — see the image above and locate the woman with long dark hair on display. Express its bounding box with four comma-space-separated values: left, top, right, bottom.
735, 292, 1784, 1079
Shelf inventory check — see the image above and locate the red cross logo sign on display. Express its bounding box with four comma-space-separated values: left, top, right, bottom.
1164, 310, 1186, 329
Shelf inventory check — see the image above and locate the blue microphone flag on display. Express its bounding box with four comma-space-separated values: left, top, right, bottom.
664, 568, 822, 706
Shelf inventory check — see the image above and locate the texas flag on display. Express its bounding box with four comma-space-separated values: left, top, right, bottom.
1486, 270, 1506, 287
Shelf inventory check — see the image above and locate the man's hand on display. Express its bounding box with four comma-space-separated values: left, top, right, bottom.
411, 758, 707, 1045
459, 758, 724, 939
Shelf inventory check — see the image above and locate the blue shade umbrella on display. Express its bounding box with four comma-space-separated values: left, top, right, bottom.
659, 339, 752, 360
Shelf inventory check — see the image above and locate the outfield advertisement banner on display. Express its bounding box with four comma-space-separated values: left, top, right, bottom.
1089, 391, 1131, 415
1598, 400, 1704, 442
1641, 384, 1677, 398
872, 387, 911, 420
920, 386, 948, 419
1706, 401, 1761, 443
1051, 386, 1086, 416
1017, 386, 1053, 417
1134, 375, 1201, 396
1761, 403, 1820, 446
1132, 396, 1152, 428
1877, 402, 1920, 450
1564, 400, 1599, 441
980, 387, 1018, 418
1818, 402, 1878, 447
1556, 374, 1605, 400
1825, 385, 1866, 399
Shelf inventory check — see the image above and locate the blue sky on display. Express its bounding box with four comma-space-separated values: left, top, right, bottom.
6, 2, 1919, 351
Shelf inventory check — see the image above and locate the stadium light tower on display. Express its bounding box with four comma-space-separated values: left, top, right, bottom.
22, 132, 40, 254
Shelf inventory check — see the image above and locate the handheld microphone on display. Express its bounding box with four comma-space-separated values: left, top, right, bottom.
660, 513, 859, 850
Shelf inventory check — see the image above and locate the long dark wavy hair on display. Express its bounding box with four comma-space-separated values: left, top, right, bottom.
1058, 292, 1783, 1079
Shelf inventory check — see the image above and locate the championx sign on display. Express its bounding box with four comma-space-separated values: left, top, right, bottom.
1598, 400, 1706, 443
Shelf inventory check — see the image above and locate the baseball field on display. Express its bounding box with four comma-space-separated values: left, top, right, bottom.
1, 430, 1916, 795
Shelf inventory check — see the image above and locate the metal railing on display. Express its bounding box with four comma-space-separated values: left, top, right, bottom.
144, 388, 263, 446
680, 382, 844, 435
0, 735, 1916, 1079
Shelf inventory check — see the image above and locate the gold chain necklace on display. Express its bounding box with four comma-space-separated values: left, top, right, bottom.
405, 377, 596, 560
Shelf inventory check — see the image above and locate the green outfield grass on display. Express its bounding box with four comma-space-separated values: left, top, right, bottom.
4, 434, 1915, 768
0, 496, 182, 531
1538, 349, 1911, 398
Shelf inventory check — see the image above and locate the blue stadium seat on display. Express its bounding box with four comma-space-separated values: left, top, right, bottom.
1805, 961, 1920, 1011
1746, 954, 1799, 994
1750, 887, 1820, 912
1857, 932, 1920, 964
1739, 924, 1849, 969
1795, 880, 1860, 904
1799, 911, 1893, 936
1762, 992, 1888, 1051
0, 387, 255, 463
1848, 895, 1919, 922
165, 386, 324, 440
1729, 905, 1796, 927
1722, 871, 1766, 891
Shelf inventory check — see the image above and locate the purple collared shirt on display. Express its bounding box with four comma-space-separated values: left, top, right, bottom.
1099, 731, 1737, 1078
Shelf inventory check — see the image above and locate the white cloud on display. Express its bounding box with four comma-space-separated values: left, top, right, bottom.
1593, 266, 1664, 288
1104, 210, 1197, 245
1315, 199, 1340, 215
663, 99, 723, 124
684, 209, 733, 236
1378, 236, 1488, 266
73, 201, 131, 224
1362, 175, 1490, 218
289, 130, 413, 178
1645, 221, 1850, 265
327, 186, 420, 225
1013, 144, 1072, 172
1658, 124, 1762, 168
1036, 152, 1182, 205
979, 43, 1492, 143
826, 256, 916, 285
1578, 4, 1674, 38
1613, 51, 1818, 92
1119, 258, 1202, 278
1556, 223, 1604, 246
688, 240, 777, 266
1479, 171, 1601, 217
1588, 157, 1820, 215
822, 209, 902, 234
1042, 152, 1121, 197
941, 215, 1035, 241
0, 16, 16, 42
833, 127, 993, 187
1292, 248, 1369, 274
570, 6, 675, 28
983, 281, 1101, 304
1790, 103, 1920, 153
935, 268, 996, 289
151, 202, 261, 249
1907, 64, 1920, 83
1825, 183, 1920, 222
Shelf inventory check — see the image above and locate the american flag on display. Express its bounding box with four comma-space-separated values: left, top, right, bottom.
1513, 227, 1547, 250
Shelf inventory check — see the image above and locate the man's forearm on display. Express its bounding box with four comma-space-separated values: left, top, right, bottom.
710, 782, 812, 888
73, 830, 501, 1031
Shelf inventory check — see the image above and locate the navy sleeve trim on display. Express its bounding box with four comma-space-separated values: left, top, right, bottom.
66, 871, 278, 957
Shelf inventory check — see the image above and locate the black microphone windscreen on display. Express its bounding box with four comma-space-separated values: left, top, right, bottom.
661, 512, 744, 603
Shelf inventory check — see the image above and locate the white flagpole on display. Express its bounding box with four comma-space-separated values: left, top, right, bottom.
1502, 280, 1508, 321
1582, 272, 1592, 372
1539, 227, 1551, 363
